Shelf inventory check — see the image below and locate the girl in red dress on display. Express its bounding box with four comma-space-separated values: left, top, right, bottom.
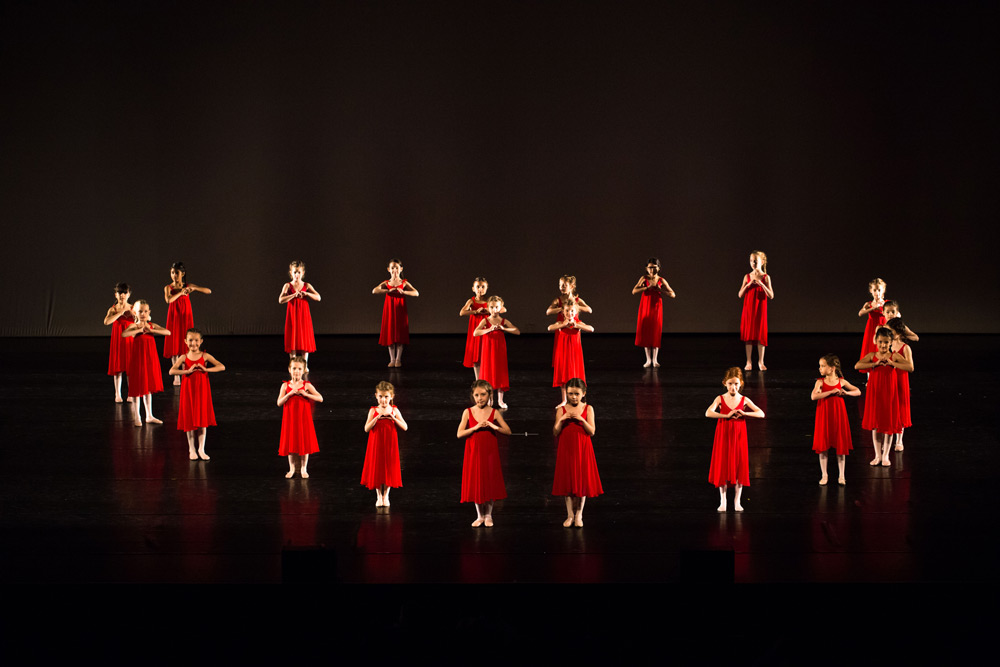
887, 317, 916, 451
632, 257, 676, 368
456, 380, 512, 527
122, 301, 171, 427
706, 367, 765, 512
548, 299, 594, 406
810, 354, 861, 486
362, 381, 408, 508
372, 258, 420, 368
857, 278, 887, 371
552, 378, 603, 527
104, 282, 134, 403
163, 262, 212, 385
545, 275, 593, 367
855, 327, 911, 467
738, 251, 774, 371
459, 277, 492, 379
279, 260, 321, 362
277, 356, 324, 478
168, 328, 225, 461
473, 296, 520, 409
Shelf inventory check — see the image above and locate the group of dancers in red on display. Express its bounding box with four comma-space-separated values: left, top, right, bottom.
105, 254, 917, 518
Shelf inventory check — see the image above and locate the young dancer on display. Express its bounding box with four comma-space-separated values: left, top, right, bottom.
279, 260, 321, 362
546, 275, 593, 367
473, 296, 520, 409
456, 380, 512, 527
104, 282, 135, 402
858, 278, 887, 368
548, 300, 594, 406
810, 354, 861, 486
738, 251, 773, 371
855, 327, 911, 466
122, 301, 170, 427
706, 367, 765, 512
459, 277, 494, 379
887, 318, 915, 451
552, 378, 603, 527
361, 381, 408, 508
169, 328, 225, 461
883, 301, 919, 341
632, 257, 676, 368
163, 262, 212, 385
277, 356, 323, 478
373, 259, 419, 367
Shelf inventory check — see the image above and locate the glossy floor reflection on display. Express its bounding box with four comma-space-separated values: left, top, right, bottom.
1, 334, 996, 584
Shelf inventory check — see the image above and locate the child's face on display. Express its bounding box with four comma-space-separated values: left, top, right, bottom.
472, 387, 490, 408
289, 362, 305, 381
749, 254, 763, 272
473, 281, 487, 297
818, 358, 833, 376
115, 290, 130, 304
884, 306, 898, 319
170, 267, 184, 282
870, 284, 885, 299
646, 263, 658, 276
136, 304, 150, 322
558, 279, 570, 294
875, 336, 892, 354
566, 386, 585, 405
564, 305, 578, 320
289, 265, 304, 281
489, 301, 503, 316
376, 390, 393, 408
388, 262, 402, 277
185, 332, 202, 352
725, 377, 741, 395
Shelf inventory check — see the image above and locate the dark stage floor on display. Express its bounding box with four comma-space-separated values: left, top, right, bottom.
2, 332, 997, 589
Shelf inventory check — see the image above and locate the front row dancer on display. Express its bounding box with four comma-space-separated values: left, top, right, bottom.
361, 381, 408, 507
811, 355, 860, 486
457, 380, 512, 527
278, 356, 323, 478
855, 327, 912, 467
706, 367, 765, 512
552, 378, 603, 527
169, 328, 225, 460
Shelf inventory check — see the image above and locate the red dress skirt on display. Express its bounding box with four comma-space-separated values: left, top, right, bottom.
107, 311, 135, 375
378, 280, 410, 346
462, 301, 487, 367
478, 321, 510, 392
708, 396, 750, 487
284, 282, 316, 353
552, 324, 586, 387
895, 344, 912, 428
739, 275, 768, 346
177, 356, 216, 431
861, 361, 901, 434
859, 304, 886, 372
812, 380, 853, 455
127, 331, 164, 398
360, 410, 402, 489
552, 405, 604, 497
461, 408, 507, 503
635, 278, 664, 348
163, 286, 193, 357
279, 382, 320, 456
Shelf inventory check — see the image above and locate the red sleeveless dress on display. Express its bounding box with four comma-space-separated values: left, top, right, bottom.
552, 320, 586, 387
461, 408, 506, 503
552, 405, 604, 497
895, 344, 912, 428
739, 274, 768, 346
812, 379, 853, 455
708, 395, 750, 487
861, 357, 901, 434
163, 285, 193, 357
635, 278, 664, 348
176, 355, 216, 431
107, 309, 135, 375
284, 282, 316, 353
551, 296, 565, 367
378, 280, 410, 346
859, 302, 886, 371
462, 300, 488, 367
360, 408, 402, 489
279, 381, 320, 456
127, 329, 164, 398
479, 319, 510, 392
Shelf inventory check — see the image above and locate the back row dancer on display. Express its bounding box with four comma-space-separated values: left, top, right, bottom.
373, 258, 419, 368
739, 250, 773, 371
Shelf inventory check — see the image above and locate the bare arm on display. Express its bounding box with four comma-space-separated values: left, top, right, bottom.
500, 319, 520, 335
301, 383, 324, 403
890, 349, 914, 373
840, 379, 862, 397
391, 407, 408, 431
147, 322, 170, 336
187, 283, 212, 295
202, 352, 225, 373
459, 299, 476, 317
631, 277, 647, 295
473, 320, 491, 337
492, 411, 512, 436
400, 281, 419, 297
364, 407, 380, 433
737, 275, 750, 298
278, 284, 295, 304
545, 298, 562, 316
103, 305, 127, 326
574, 319, 595, 333
760, 275, 774, 299
903, 325, 919, 342
705, 396, 724, 418
456, 410, 475, 438
304, 284, 321, 301
855, 353, 877, 370
575, 297, 593, 314
739, 397, 765, 419
810, 379, 830, 401
372, 281, 389, 295
168, 356, 188, 376
277, 383, 291, 407
659, 278, 677, 298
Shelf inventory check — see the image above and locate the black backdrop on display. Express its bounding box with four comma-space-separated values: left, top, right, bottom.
2, 1, 996, 336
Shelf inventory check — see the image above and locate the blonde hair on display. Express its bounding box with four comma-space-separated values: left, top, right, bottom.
750, 251, 768, 273
869, 277, 887, 292
376, 380, 394, 395
289, 355, 307, 369
487, 295, 504, 306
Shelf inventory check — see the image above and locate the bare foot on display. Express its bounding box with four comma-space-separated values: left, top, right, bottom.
758, 364, 767, 371
173, 377, 181, 386
652, 362, 660, 368
383, 495, 389, 507
484, 516, 494, 527
497, 401, 508, 410
145, 417, 163, 424
643, 360, 651, 368
127, 397, 134, 403
574, 514, 583, 528
734, 501, 744, 512
870, 457, 881, 466
387, 361, 395, 368
717, 499, 727, 512
285, 471, 295, 479
133, 419, 142, 427
880, 457, 890, 467
189, 451, 199, 461
198, 451, 210, 461
115, 396, 123, 403
375, 497, 383, 507
744, 362, 752, 371
838, 476, 846, 486
471, 518, 484, 527
300, 470, 310, 479
894, 443, 904, 451
393, 361, 402, 368
819, 476, 828, 486
562, 516, 574, 527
